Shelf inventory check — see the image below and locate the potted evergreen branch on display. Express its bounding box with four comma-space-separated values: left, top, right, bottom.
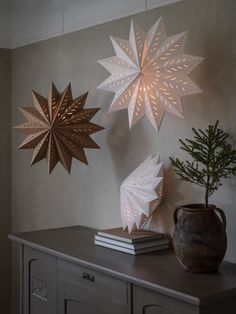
170, 121, 236, 273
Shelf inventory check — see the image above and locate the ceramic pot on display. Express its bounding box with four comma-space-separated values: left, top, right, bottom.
173, 204, 227, 273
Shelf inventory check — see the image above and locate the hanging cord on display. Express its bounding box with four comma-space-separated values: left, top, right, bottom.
142, 0, 156, 232
144, 0, 148, 32
59, 0, 66, 91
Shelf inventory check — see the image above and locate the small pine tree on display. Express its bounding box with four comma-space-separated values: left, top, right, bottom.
170, 121, 236, 208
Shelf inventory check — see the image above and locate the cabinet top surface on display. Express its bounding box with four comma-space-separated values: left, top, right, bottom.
9, 225, 236, 305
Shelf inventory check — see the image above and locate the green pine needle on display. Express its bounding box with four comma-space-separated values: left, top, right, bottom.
170, 121, 236, 207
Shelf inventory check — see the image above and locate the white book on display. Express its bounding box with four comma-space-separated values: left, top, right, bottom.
95, 235, 169, 250
97, 227, 164, 244
95, 240, 169, 255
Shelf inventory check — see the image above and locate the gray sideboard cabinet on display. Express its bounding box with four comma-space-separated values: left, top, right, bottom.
9, 226, 236, 314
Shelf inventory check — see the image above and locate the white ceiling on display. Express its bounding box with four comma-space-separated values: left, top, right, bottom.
0, 0, 182, 49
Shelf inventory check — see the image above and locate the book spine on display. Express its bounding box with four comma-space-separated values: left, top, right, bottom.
97, 232, 131, 243
95, 240, 169, 255
95, 240, 135, 254
95, 236, 134, 248
95, 235, 169, 249
97, 232, 164, 244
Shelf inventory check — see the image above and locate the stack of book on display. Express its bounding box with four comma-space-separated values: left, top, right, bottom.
95, 227, 170, 255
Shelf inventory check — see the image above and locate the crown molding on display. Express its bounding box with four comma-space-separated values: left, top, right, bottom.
2, 0, 182, 49
0, 41, 12, 49
148, 0, 182, 9
64, 0, 182, 39
11, 2, 144, 49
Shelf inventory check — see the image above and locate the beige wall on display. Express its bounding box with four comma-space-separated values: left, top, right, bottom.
0, 48, 11, 314
11, 0, 236, 262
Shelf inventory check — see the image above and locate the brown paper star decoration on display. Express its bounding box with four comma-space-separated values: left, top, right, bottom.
15, 83, 104, 174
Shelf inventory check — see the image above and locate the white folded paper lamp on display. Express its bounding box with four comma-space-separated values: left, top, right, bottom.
120, 155, 164, 233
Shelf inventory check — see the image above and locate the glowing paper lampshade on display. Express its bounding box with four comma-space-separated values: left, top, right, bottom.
98, 17, 203, 131
120, 155, 164, 233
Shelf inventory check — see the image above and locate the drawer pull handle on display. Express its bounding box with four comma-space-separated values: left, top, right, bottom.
83, 272, 95, 282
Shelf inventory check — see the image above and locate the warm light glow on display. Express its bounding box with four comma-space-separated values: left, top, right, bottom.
98, 17, 203, 131
120, 155, 164, 233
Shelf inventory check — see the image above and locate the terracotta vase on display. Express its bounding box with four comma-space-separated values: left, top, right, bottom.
173, 204, 227, 273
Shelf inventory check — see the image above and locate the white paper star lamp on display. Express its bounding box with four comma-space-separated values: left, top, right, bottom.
120, 155, 164, 233
98, 17, 203, 131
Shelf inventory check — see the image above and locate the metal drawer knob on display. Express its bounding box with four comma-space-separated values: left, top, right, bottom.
83, 272, 95, 282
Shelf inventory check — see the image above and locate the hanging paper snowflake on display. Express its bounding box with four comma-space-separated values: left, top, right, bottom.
120, 155, 164, 233
15, 83, 104, 174
98, 17, 203, 130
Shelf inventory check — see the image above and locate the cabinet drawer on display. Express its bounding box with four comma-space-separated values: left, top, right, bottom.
58, 259, 129, 304
58, 279, 131, 314
133, 285, 198, 314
